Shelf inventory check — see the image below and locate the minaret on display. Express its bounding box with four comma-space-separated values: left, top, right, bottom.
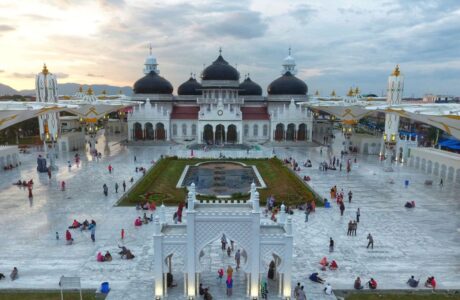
143, 43, 159, 75
281, 47, 297, 75
36, 64, 60, 142
382, 65, 404, 166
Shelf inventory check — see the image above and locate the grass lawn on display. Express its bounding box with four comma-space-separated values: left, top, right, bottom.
118, 157, 321, 206
0, 291, 96, 300
346, 294, 460, 300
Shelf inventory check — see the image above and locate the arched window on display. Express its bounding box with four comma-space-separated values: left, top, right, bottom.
182, 124, 187, 136
244, 124, 249, 137
192, 124, 197, 136
263, 124, 268, 136
253, 124, 259, 137
172, 124, 177, 136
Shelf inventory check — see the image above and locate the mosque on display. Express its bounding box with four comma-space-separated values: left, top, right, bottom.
127, 49, 313, 144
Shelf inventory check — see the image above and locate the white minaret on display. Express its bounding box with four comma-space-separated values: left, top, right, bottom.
382, 65, 404, 166
36, 64, 60, 142
143, 44, 159, 75
281, 47, 297, 75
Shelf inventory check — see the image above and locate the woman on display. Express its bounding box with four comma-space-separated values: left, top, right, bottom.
104, 251, 112, 262
65, 230, 73, 245
354, 277, 363, 290
329, 260, 338, 270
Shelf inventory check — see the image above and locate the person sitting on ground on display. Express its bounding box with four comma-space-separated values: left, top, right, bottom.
309, 272, 325, 284
324, 283, 333, 295
319, 257, 329, 267
142, 202, 149, 210
80, 219, 89, 231
10, 267, 18, 281
199, 283, 206, 295
143, 213, 150, 224
97, 252, 105, 262
407, 275, 419, 288
104, 251, 112, 262
354, 277, 364, 290
368, 278, 377, 289
425, 276, 436, 289
166, 272, 177, 288
405, 201, 415, 208
329, 260, 338, 270
65, 230, 73, 245
203, 288, 213, 300
68, 219, 81, 229
124, 249, 135, 260
134, 217, 143, 226
118, 246, 128, 256
0, 273, 5, 280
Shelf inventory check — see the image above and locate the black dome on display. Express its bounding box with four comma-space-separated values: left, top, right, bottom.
202, 55, 239, 81
178, 77, 202, 96
133, 71, 173, 94
239, 77, 262, 96
267, 72, 308, 95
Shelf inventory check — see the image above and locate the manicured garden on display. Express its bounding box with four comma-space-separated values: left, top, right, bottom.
118, 157, 321, 206
0, 291, 96, 300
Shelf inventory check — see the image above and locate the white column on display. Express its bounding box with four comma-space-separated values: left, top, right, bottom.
283, 217, 293, 298
250, 198, 261, 298
186, 186, 196, 297
153, 216, 164, 298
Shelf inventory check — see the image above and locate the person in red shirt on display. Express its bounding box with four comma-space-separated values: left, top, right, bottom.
368, 278, 377, 289
425, 276, 436, 289
65, 230, 73, 245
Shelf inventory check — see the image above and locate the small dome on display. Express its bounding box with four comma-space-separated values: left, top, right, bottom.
283, 55, 295, 66
133, 71, 173, 94
144, 55, 157, 66
267, 71, 308, 95
178, 76, 202, 96
239, 77, 262, 96
202, 54, 239, 81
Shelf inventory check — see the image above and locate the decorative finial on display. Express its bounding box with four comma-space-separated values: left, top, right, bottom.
392, 64, 400, 76
87, 87, 93, 95
149, 43, 152, 55
288, 46, 291, 56
79, 86, 83, 93
42, 64, 49, 75
219, 47, 222, 55
102, 90, 106, 95
331, 90, 336, 97
354, 87, 360, 95
315, 90, 319, 96
347, 87, 354, 97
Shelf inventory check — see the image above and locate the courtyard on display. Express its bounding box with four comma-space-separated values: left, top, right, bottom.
0, 133, 458, 300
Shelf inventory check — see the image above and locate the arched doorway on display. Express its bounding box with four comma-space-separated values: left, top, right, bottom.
133, 122, 142, 140
297, 123, 307, 141
286, 123, 295, 141
203, 124, 213, 144
227, 125, 237, 144
215, 124, 225, 145
156, 123, 166, 140
145, 122, 154, 140
275, 123, 284, 141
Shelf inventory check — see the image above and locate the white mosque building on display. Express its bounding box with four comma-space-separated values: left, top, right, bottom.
127, 49, 313, 144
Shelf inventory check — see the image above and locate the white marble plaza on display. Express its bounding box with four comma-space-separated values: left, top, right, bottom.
0, 133, 459, 300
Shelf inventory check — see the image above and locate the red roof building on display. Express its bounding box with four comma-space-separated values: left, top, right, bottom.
241, 106, 270, 120
170, 106, 199, 119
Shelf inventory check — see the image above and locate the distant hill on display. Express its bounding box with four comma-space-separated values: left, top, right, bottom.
0, 83, 18, 96
19, 83, 133, 96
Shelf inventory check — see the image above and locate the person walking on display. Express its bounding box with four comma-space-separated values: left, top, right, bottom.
134, 155, 137, 162
305, 209, 310, 222
339, 201, 345, 216
122, 180, 126, 192
294, 282, 301, 299
90, 223, 96, 242
367, 233, 374, 249
298, 286, 307, 300
103, 184, 108, 196
115, 182, 119, 193
235, 249, 241, 270
440, 178, 443, 187
347, 220, 352, 236
226, 277, 233, 296
226, 265, 233, 281
108, 164, 113, 174
329, 237, 334, 252
356, 208, 360, 223
348, 190, 353, 203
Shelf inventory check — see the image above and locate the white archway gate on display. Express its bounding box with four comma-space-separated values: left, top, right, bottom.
153, 183, 293, 299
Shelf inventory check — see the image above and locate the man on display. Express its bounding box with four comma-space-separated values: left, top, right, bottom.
90, 223, 96, 242
348, 190, 353, 203
122, 180, 126, 192
298, 286, 307, 300
103, 184, 108, 196
356, 208, 361, 223
347, 220, 353, 236
293, 282, 301, 299
235, 249, 241, 269
329, 237, 334, 252
324, 283, 333, 295
115, 182, 119, 193
407, 275, 419, 288
367, 233, 374, 249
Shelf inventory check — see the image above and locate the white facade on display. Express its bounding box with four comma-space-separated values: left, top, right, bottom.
128, 51, 313, 145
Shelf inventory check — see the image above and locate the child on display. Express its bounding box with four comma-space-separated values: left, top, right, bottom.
217, 268, 224, 284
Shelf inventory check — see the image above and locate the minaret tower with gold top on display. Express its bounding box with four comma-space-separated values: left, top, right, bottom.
381, 65, 404, 166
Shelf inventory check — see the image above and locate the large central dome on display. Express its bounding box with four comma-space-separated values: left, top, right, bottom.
133, 71, 173, 94
201, 54, 239, 81
267, 71, 308, 95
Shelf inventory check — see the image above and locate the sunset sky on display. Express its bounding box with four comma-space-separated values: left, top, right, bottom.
0, 0, 459, 96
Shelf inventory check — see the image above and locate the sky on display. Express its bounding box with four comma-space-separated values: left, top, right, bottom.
0, 0, 459, 96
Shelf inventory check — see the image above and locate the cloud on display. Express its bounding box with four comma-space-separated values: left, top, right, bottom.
11, 72, 35, 79
0, 25, 14, 32
0, 69, 4, 73
87, 73, 104, 78
290, 4, 316, 24
55, 72, 69, 78
199, 11, 268, 39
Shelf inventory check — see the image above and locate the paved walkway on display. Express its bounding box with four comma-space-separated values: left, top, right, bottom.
0, 133, 458, 300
